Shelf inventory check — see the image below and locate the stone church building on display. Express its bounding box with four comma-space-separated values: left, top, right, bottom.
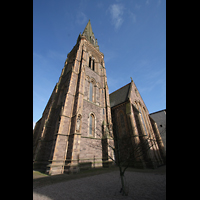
33, 20, 114, 175
33, 20, 165, 175
110, 80, 166, 168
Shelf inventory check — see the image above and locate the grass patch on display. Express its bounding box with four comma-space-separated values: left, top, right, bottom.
33, 165, 166, 189
33, 170, 49, 179
33, 166, 119, 189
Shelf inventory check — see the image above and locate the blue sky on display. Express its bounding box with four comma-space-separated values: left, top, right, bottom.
33, 0, 166, 128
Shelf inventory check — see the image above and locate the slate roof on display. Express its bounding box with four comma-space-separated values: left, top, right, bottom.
149, 109, 166, 115
109, 83, 131, 108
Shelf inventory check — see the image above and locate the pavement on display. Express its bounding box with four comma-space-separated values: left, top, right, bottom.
33, 166, 166, 200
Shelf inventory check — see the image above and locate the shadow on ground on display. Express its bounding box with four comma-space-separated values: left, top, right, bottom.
33, 166, 119, 189
33, 165, 166, 200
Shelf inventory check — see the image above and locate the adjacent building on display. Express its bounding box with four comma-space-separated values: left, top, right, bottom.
150, 109, 166, 152
110, 80, 166, 168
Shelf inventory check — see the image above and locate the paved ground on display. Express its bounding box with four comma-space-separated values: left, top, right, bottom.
33, 166, 166, 200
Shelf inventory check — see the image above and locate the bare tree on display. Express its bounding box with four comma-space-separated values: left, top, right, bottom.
66, 105, 160, 196
103, 123, 156, 196
81, 121, 156, 196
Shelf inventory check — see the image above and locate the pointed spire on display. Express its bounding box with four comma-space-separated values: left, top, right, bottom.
82, 20, 99, 50
82, 19, 91, 36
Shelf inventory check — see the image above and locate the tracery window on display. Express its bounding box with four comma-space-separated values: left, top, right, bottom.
142, 107, 150, 133
138, 104, 148, 136
117, 110, 126, 137
120, 112, 126, 135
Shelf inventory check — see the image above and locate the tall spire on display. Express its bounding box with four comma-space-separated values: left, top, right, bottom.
82, 20, 99, 50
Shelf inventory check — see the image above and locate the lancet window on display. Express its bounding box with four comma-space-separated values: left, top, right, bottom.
89, 82, 93, 101
89, 79, 96, 103
89, 113, 95, 137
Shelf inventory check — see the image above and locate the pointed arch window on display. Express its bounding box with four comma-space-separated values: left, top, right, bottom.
88, 56, 95, 71
138, 104, 148, 136
89, 57, 92, 69
89, 113, 95, 137
117, 110, 127, 137
120, 111, 126, 136
89, 82, 93, 101
89, 79, 96, 102
92, 60, 95, 71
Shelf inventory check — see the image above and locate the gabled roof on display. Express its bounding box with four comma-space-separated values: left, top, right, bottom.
149, 109, 166, 115
109, 79, 150, 114
109, 83, 131, 108
82, 20, 99, 49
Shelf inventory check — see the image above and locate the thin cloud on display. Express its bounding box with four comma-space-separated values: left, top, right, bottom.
157, 0, 161, 6
128, 11, 136, 24
109, 4, 124, 30
47, 50, 66, 61
135, 4, 141, 10
33, 90, 46, 103
103, 49, 117, 63
76, 12, 87, 25
137, 68, 165, 94
139, 78, 163, 93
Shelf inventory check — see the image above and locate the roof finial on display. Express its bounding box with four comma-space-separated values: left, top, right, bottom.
130, 77, 133, 82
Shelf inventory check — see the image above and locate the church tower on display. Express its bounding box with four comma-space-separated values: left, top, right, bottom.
33, 20, 114, 175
